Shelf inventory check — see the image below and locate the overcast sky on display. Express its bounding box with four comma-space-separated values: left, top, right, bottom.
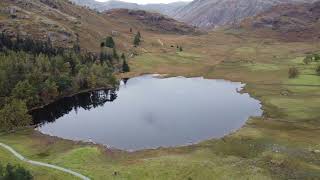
95, 0, 191, 5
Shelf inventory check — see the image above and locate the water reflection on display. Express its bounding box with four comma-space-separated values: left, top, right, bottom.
32, 90, 117, 125
32, 75, 262, 151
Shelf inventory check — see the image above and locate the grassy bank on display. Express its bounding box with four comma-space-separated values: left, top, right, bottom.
1, 30, 320, 179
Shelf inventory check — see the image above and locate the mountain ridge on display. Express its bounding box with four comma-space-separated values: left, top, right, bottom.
71, 0, 188, 16
172, 0, 317, 29
242, 0, 320, 41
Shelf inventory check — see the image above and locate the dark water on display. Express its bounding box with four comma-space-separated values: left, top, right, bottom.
32, 75, 262, 151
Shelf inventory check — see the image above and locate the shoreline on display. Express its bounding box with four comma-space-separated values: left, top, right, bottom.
28, 86, 115, 112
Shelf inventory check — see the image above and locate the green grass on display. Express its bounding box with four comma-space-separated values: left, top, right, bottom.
241, 63, 281, 71
234, 47, 256, 54
287, 75, 320, 85
0, 147, 77, 180
0, 131, 273, 180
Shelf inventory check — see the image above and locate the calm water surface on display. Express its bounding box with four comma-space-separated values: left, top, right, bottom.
32, 75, 262, 151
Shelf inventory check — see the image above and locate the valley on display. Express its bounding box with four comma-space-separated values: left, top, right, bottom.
0, 0, 320, 180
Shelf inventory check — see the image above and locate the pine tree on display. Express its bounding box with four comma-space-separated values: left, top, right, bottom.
105, 36, 115, 48
121, 53, 130, 72
133, 32, 141, 47
122, 59, 130, 73
121, 53, 126, 61
113, 47, 119, 60
137, 31, 141, 39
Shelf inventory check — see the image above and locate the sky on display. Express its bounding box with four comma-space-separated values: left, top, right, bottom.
95, 0, 191, 5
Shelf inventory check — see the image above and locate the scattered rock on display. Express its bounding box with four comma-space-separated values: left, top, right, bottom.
111, 30, 119, 37
311, 149, 320, 154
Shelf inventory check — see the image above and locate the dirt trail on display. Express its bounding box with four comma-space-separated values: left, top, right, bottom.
0, 142, 90, 180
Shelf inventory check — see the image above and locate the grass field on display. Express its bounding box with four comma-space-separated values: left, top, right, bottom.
1, 29, 320, 179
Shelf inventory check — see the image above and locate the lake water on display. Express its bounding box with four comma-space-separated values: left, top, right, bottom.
32, 75, 262, 151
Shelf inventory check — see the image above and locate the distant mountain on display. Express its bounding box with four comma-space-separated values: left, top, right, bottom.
172, 0, 317, 29
242, 1, 320, 41
70, 0, 188, 16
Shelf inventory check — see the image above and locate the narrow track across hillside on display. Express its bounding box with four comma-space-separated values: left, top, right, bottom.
0, 143, 90, 180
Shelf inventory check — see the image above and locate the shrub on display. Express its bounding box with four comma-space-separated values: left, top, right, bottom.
313, 54, 320, 61
288, 67, 299, 78
303, 55, 312, 65
316, 65, 320, 76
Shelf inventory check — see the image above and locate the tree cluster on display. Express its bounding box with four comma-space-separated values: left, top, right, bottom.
303, 53, 320, 76
0, 33, 117, 131
303, 54, 320, 65
0, 33, 63, 57
0, 163, 33, 180
100, 36, 130, 73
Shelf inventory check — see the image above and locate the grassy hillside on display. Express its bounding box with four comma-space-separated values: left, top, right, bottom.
0, 0, 320, 180
1, 28, 320, 179
0, 0, 197, 53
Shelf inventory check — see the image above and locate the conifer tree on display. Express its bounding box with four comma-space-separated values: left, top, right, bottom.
121, 53, 130, 72
133, 32, 141, 47
105, 36, 115, 48
113, 47, 119, 60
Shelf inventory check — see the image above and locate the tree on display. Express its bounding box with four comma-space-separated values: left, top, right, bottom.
133, 32, 141, 46
316, 65, 320, 76
122, 60, 130, 73
54, 75, 72, 92
41, 79, 59, 102
288, 67, 299, 78
0, 99, 32, 131
105, 36, 115, 48
179, 46, 183, 52
314, 54, 320, 61
73, 34, 81, 53
137, 31, 141, 39
121, 53, 130, 72
121, 53, 126, 61
0, 163, 33, 180
75, 65, 90, 89
303, 55, 313, 65
112, 47, 119, 60
11, 80, 39, 107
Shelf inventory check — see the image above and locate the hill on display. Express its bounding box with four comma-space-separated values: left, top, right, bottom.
104, 9, 198, 35
0, 0, 196, 52
242, 1, 320, 41
172, 0, 316, 29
